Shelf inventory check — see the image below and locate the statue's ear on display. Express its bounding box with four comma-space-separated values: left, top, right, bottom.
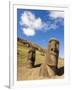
56, 44, 59, 50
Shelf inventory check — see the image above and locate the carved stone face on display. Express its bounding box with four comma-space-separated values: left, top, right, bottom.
28, 51, 33, 60
26, 48, 35, 68
47, 39, 59, 67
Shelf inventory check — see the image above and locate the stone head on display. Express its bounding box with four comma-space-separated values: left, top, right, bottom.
26, 47, 35, 68
46, 38, 59, 67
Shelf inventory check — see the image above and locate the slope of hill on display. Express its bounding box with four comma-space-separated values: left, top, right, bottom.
17, 37, 46, 65
17, 37, 64, 80
18, 37, 46, 53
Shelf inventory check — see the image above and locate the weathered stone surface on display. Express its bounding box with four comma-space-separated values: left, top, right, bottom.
39, 39, 59, 77
46, 39, 59, 67
26, 47, 36, 68
17, 38, 64, 80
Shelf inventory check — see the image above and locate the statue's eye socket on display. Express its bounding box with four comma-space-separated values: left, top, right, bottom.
51, 48, 53, 51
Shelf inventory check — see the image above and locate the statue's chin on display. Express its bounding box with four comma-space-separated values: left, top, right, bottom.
48, 54, 57, 66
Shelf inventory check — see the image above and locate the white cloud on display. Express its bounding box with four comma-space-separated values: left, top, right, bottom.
23, 28, 35, 36
48, 23, 58, 30
46, 11, 64, 30
20, 10, 64, 37
49, 11, 64, 19
20, 11, 45, 36
33, 18, 43, 30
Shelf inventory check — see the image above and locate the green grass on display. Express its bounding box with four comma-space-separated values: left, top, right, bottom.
35, 51, 45, 65
17, 41, 45, 66
17, 42, 28, 65
17, 40, 64, 80
17, 40, 64, 67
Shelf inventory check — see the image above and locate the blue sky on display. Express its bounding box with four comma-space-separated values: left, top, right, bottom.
17, 9, 64, 58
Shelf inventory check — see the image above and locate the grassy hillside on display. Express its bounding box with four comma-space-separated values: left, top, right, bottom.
17, 38, 64, 66
17, 38, 46, 66
17, 42, 45, 65
17, 37, 64, 80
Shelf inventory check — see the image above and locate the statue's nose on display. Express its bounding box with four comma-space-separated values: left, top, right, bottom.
51, 48, 56, 52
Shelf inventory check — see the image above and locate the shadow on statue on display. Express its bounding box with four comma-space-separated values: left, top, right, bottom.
56, 66, 64, 76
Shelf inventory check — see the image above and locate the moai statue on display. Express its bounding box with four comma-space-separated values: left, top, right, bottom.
46, 39, 59, 68
26, 47, 36, 68
39, 38, 59, 77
